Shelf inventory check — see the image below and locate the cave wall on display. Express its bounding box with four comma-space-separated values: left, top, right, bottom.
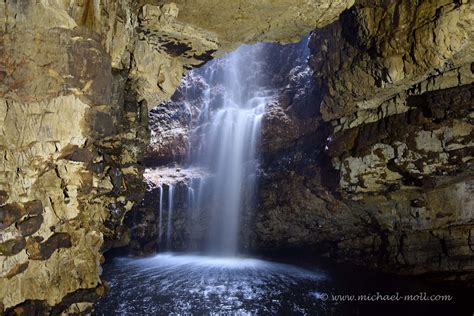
0, 1, 148, 313
255, 0, 473, 282
0, 0, 354, 313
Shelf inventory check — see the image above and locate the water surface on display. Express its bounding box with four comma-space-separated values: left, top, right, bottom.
95, 253, 472, 315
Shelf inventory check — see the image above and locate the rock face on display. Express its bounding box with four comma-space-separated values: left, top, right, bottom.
0, 0, 353, 312
314, 0, 474, 280
311, 0, 472, 121
0, 2, 147, 313
144, 72, 206, 166
253, 0, 473, 283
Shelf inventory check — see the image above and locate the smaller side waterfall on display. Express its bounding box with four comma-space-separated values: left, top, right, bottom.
158, 183, 163, 239
166, 184, 174, 248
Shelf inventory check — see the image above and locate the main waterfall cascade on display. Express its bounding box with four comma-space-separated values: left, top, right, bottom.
156, 43, 272, 254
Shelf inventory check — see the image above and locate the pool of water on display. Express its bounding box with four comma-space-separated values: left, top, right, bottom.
95, 253, 472, 315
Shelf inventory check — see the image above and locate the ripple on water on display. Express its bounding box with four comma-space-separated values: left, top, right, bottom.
96, 253, 329, 315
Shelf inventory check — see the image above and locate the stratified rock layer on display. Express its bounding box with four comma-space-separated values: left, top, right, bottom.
0, 0, 353, 312
311, 0, 472, 121
254, 0, 473, 283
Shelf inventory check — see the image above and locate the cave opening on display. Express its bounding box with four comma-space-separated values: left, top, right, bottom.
97, 35, 341, 314
132, 34, 316, 256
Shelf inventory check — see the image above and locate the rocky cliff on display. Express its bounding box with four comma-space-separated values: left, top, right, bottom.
254, 0, 473, 283
318, 0, 473, 281
0, 0, 354, 313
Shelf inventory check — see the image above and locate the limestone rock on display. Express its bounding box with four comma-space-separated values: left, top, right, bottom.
256, 0, 474, 282
17, 216, 43, 237
0, 0, 354, 312
309, 0, 473, 121
157, 0, 354, 46
5, 262, 29, 280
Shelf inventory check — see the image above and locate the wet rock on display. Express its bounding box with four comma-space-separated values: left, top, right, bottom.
106, 203, 127, 223
0, 237, 26, 256
108, 167, 123, 193
16, 215, 43, 237
145, 102, 193, 165
88, 162, 106, 174
0, 203, 24, 229
26, 233, 72, 260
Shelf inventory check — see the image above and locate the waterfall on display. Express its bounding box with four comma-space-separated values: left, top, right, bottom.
166, 184, 174, 248
158, 183, 163, 240
186, 44, 271, 255
154, 43, 274, 254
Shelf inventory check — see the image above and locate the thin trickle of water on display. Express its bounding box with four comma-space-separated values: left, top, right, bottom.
187, 186, 195, 213
158, 183, 163, 239
166, 184, 174, 248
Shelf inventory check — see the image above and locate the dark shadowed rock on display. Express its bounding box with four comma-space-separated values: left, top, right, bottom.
0, 203, 24, 229
26, 233, 72, 260
0, 190, 8, 205
17, 215, 43, 237
4, 300, 49, 316
0, 237, 26, 256
24, 200, 43, 216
